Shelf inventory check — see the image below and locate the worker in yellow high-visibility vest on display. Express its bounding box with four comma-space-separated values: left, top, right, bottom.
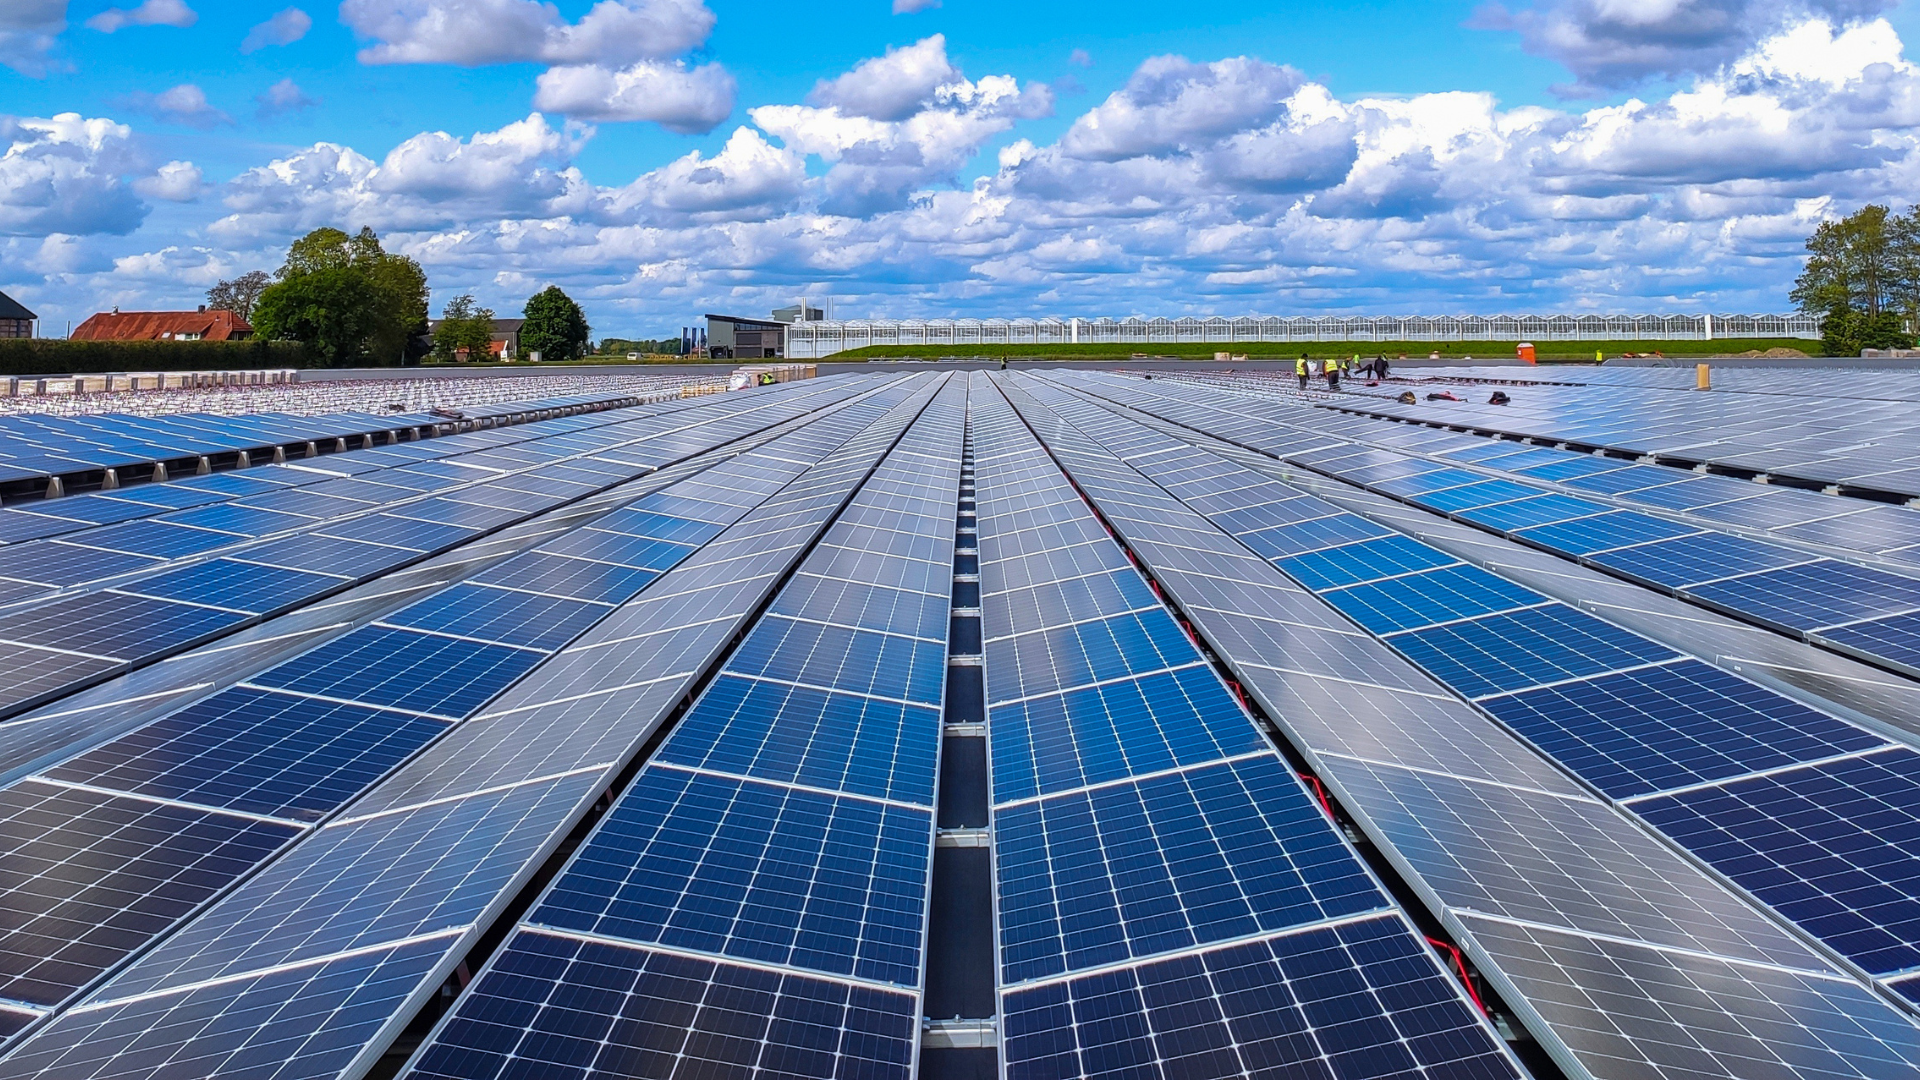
1296, 354, 1309, 391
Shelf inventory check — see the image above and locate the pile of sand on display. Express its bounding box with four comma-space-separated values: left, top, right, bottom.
1725, 347, 1811, 359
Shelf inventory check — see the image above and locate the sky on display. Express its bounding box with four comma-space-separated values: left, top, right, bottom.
2, 0, 1917, 339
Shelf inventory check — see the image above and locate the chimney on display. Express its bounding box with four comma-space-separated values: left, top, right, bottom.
112, 306, 119, 314
198, 304, 206, 313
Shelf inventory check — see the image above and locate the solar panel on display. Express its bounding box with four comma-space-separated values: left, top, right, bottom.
408, 931, 918, 1080
1383, 603, 1680, 700
1583, 532, 1813, 590
1317, 564, 1543, 635
248, 625, 546, 719
113, 558, 346, 614
1685, 561, 1920, 633
1002, 916, 1519, 1080
1477, 659, 1887, 799
380, 583, 610, 651
0, 593, 245, 660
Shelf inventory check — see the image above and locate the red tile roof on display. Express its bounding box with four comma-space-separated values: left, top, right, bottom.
71, 310, 252, 342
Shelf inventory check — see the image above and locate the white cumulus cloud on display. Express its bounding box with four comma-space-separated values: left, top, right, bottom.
0, 0, 66, 75
0, 113, 148, 236
133, 160, 204, 201
123, 84, 230, 128
256, 77, 319, 117
534, 59, 736, 132
240, 7, 311, 52
86, 0, 195, 33
809, 35, 961, 121
342, 0, 716, 66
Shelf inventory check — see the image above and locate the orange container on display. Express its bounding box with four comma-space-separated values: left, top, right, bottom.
1516, 342, 1537, 363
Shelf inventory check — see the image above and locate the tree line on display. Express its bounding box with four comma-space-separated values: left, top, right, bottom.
207, 227, 593, 367
1793, 204, 1920, 357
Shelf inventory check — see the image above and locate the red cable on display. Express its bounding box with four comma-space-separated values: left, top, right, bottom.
1298, 773, 1335, 819
1425, 935, 1489, 1017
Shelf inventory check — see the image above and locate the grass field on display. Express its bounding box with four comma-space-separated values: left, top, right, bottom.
820, 339, 1820, 361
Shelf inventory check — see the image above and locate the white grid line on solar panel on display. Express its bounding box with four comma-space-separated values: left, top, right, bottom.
1001, 909, 1409, 995
515, 925, 911, 997
722, 646, 941, 709
1318, 758, 1829, 968
983, 604, 1168, 643
66, 925, 468, 1015
0, 637, 120, 662
991, 748, 1278, 812
650, 759, 928, 813
330, 763, 609, 827
1317, 743, 1587, 801
984, 659, 1212, 710
978, 549, 1130, 597
1448, 655, 1676, 704
1808, 604, 1920, 633
1461, 910, 1853, 987
25, 774, 314, 830
360, 621, 548, 654
232, 680, 455, 722
1615, 744, 1897, 805
450, 579, 619, 607
1282, 548, 1471, 590
783, 568, 948, 601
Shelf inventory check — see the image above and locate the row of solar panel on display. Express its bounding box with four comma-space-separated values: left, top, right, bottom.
0, 378, 941, 1078
970, 381, 1520, 1080
400, 378, 966, 1080
1024, 372, 1920, 1080
1076, 374, 1920, 994
0, 381, 873, 720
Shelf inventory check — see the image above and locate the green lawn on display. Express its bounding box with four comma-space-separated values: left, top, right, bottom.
822, 339, 1821, 361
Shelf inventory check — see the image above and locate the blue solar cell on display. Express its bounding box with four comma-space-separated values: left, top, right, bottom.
382, 583, 608, 650
344, 515, 481, 552
728, 615, 945, 705
468, 553, 660, 605
1238, 514, 1394, 559
1584, 532, 1811, 590
657, 674, 940, 805
1512, 511, 1702, 555
1318, 564, 1541, 635
410, 932, 916, 1080
0, 541, 163, 586
538, 528, 699, 570
1633, 747, 1920, 976
1002, 916, 1517, 1080
536, 768, 931, 986
1454, 494, 1611, 532
91, 485, 232, 511
0, 592, 244, 659
1274, 535, 1460, 590
65, 519, 238, 560
0, 510, 89, 545
1617, 478, 1756, 511
996, 756, 1385, 983
1412, 479, 1540, 513
591, 508, 725, 544
1368, 468, 1485, 497
988, 611, 1198, 703
250, 625, 544, 719
1513, 457, 1632, 483
163, 503, 311, 538
227, 532, 411, 579
1687, 495, 1833, 531
117, 558, 343, 614
1817, 612, 1920, 675
1479, 659, 1886, 799
1386, 604, 1679, 699
991, 664, 1268, 805
24, 496, 157, 526
1686, 561, 1920, 633
43, 686, 447, 821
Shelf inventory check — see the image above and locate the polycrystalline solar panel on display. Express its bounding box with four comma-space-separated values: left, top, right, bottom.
769, 574, 948, 641
114, 558, 344, 614
1558, 464, 1680, 495
0, 929, 453, 1080
656, 674, 940, 806
1322, 758, 1821, 967
987, 611, 1196, 703
1274, 534, 1459, 590
0, 779, 299, 1006
539, 527, 699, 570
0, 593, 245, 660
726, 615, 945, 705
407, 931, 917, 1080
381, 583, 609, 651
1413, 479, 1540, 512
990, 664, 1269, 805
1370, 468, 1484, 497
1618, 477, 1755, 511
1686, 561, 1920, 633
0, 648, 122, 715
1318, 564, 1541, 635
389, 497, 521, 531
66, 519, 237, 560
995, 756, 1385, 983
13, 495, 154, 526
535, 767, 931, 987
42, 686, 448, 822
468, 552, 660, 605
227, 532, 411, 579
1454, 494, 1612, 532
162, 502, 311, 538
345, 514, 481, 552
0, 541, 162, 586
1238, 513, 1393, 559
249, 625, 545, 720
1632, 746, 1920, 976
0, 510, 89, 545
594, 506, 726, 544
1453, 913, 1920, 1080
1774, 504, 1920, 553
1688, 494, 1845, 531
1477, 659, 1886, 800
1512, 511, 1702, 555
1584, 532, 1812, 590
1384, 604, 1679, 700
1817, 612, 1920, 676
1002, 915, 1519, 1080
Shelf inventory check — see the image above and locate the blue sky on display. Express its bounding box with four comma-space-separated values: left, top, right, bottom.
2, 0, 1914, 338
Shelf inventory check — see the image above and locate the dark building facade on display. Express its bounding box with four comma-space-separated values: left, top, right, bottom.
705, 314, 787, 359
0, 290, 36, 339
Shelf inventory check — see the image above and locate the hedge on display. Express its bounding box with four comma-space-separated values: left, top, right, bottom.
0, 339, 314, 376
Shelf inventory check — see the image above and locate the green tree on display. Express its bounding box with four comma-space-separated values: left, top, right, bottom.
432, 294, 496, 362
1794, 204, 1894, 317
251, 267, 381, 368
251, 227, 428, 366
521, 286, 591, 363
1820, 300, 1913, 357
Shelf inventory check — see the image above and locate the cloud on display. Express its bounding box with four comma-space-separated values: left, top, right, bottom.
0, 113, 147, 237
534, 60, 736, 132
133, 160, 205, 201
0, 0, 65, 75
256, 77, 319, 117
123, 83, 230, 127
809, 35, 962, 121
1069, 48, 1093, 67
1060, 55, 1305, 160
86, 0, 195, 32
341, 0, 716, 67
893, 0, 939, 12
1470, 0, 1894, 95
603, 127, 808, 220
240, 7, 311, 52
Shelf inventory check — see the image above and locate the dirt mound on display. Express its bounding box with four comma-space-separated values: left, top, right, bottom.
1725, 347, 1811, 359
